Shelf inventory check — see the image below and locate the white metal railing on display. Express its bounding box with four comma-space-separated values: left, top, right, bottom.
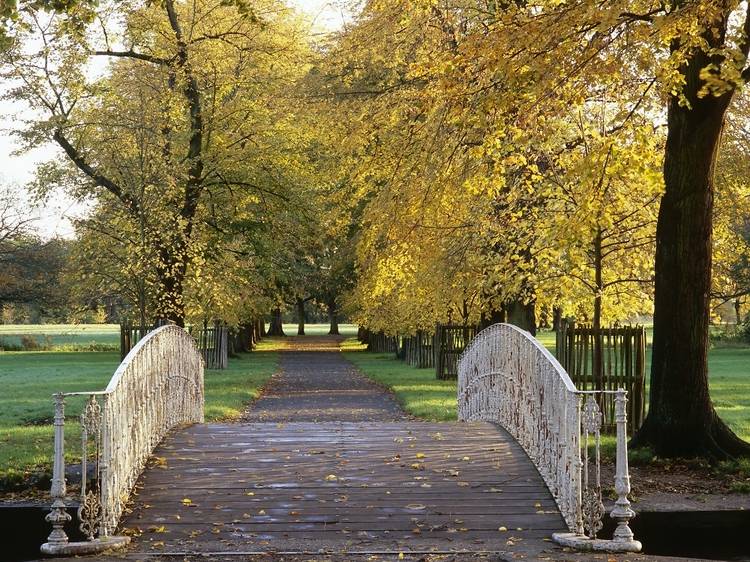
41, 325, 204, 555
457, 323, 641, 553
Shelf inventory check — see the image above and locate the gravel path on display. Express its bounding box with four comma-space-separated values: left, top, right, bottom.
242, 336, 407, 422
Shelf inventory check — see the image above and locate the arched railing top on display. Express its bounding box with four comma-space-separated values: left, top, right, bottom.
457, 323, 641, 553
42, 325, 204, 556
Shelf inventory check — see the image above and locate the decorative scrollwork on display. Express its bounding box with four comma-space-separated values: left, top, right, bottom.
582, 395, 602, 435
81, 395, 102, 436
77, 490, 102, 541
458, 323, 638, 550
582, 486, 604, 539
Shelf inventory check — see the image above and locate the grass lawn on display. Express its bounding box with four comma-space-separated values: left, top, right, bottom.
281, 323, 358, 337
343, 335, 750, 443
0, 324, 120, 351
0, 340, 280, 490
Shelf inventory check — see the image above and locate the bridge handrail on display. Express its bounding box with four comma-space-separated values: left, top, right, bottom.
457, 323, 641, 552
41, 325, 204, 555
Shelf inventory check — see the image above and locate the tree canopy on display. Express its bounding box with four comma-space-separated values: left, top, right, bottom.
3, 0, 750, 458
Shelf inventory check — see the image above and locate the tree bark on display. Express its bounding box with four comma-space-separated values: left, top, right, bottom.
735, 299, 743, 327
552, 306, 563, 332
267, 307, 285, 337
506, 299, 536, 335
296, 297, 306, 336
480, 306, 505, 329
327, 299, 339, 335
631, 33, 750, 458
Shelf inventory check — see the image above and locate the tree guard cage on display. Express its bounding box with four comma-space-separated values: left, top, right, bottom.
556, 320, 647, 433
434, 324, 479, 379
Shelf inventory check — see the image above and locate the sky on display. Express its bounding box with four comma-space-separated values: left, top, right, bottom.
0, 0, 349, 239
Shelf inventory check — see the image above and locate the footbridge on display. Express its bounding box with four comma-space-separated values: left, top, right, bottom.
40, 324, 641, 558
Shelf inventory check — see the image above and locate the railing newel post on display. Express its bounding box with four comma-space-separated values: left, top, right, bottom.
43, 392, 72, 551
611, 388, 637, 544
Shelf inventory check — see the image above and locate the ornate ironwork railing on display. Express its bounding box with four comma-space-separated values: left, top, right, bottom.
457, 323, 641, 552
41, 325, 204, 556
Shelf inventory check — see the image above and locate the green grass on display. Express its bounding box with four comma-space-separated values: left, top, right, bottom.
343, 343, 457, 421
344, 335, 750, 443
0, 340, 280, 491
281, 323, 358, 337
0, 324, 121, 351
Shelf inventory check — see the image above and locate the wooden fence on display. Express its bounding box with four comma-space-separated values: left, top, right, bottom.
194, 320, 229, 370
121, 320, 232, 370
556, 320, 646, 432
120, 320, 169, 360
366, 331, 398, 353
435, 324, 479, 380
361, 324, 477, 379
401, 330, 434, 368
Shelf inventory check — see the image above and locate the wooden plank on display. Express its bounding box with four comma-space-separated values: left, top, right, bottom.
121, 421, 566, 554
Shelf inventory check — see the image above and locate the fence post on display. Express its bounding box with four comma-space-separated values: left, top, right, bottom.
42, 393, 72, 551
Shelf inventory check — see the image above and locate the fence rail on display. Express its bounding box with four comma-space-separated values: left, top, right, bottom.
458, 323, 641, 553
556, 321, 646, 432
41, 326, 204, 556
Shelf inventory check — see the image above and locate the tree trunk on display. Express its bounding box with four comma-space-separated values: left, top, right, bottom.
552, 306, 563, 332
480, 306, 506, 329
296, 297, 306, 336
506, 299, 536, 335
327, 300, 339, 335
631, 40, 750, 458
593, 226, 604, 393
735, 299, 743, 327
267, 307, 285, 337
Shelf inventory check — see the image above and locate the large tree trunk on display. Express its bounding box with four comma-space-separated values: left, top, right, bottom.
480, 306, 505, 329
631, 39, 750, 458
552, 306, 563, 333
267, 307, 285, 337
296, 297, 306, 336
327, 299, 339, 335
506, 299, 536, 335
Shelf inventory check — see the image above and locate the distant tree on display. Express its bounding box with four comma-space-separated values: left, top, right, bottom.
0, 187, 67, 314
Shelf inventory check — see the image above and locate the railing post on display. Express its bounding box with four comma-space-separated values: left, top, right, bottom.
43, 393, 72, 550
611, 388, 637, 544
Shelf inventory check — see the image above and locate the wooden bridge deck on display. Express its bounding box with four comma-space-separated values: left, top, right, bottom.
121, 421, 566, 556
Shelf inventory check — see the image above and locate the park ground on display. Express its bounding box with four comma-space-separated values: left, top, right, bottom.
0, 323, 749, 497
